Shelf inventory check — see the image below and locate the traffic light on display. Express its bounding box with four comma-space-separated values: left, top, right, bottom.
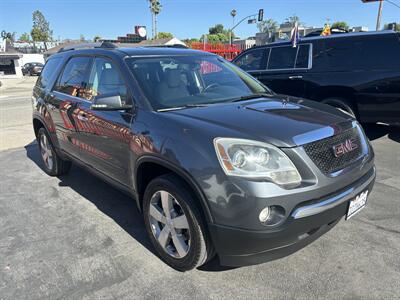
258, 9, 264, 22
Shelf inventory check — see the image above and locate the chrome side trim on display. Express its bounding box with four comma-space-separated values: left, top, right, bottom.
291, 167, 375, 219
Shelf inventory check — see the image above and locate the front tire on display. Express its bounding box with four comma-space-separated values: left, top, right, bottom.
37, 127, 71, 176
143, 174, 213, 271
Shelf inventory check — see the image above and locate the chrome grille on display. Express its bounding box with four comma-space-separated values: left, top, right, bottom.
303, 127, 363, 175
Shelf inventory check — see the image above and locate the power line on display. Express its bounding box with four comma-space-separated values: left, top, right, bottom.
386, 0, 400, 9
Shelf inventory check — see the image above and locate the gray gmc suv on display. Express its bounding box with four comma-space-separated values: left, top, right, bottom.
32, 43, 375, 271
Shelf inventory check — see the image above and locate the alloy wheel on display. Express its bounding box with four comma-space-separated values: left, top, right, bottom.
148, 190, 191, 258
40, 133, 54, 170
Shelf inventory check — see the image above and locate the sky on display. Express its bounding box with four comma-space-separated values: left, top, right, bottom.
0, 0, 399, 41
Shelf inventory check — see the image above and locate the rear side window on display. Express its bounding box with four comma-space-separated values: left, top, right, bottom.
268, 46, 297, 70
37, 58, 61, 89
295, 44, 311, 68
234, 48, 265, 71
326, 36, 400, 71
356, 37, 400, 70
55, 56, 92, 98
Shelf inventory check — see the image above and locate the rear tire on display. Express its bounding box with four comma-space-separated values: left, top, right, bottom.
143, 174, 214, 271
322, 97, 356, 118
37, 127, 71, 176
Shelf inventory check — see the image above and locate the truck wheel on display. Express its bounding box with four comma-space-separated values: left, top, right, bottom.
37, 127, 71, 176
322, 97, 356, 118
143, 174, 213, 271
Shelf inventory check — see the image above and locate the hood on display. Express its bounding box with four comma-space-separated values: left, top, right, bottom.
167, 96, 354, 147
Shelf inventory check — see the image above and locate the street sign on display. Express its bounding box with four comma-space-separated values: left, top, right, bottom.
258, 9, 264, 22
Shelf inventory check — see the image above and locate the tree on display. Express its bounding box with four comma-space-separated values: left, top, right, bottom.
257, 19, 279, 35
156, 32, 173, 39
209, 24, 225, 35
79, 34, 85, 42
182, 38, 199, 46
19, 32, 30, 42
1, 31, 16, 43
285, 15, 302, 26
31, 10, 52, 50
1, 31, 16, 51
207, 33, 229, 44
331, 21, 349, 31
149, 0, 162, 39
384, 23, 400, 31
205, 24, 233, 43
93, 35, 102, 42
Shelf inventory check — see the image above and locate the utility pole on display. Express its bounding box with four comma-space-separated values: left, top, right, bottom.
361, 0, 384, 31
376, 0, 383, 31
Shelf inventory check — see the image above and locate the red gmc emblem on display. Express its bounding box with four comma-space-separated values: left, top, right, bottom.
332, 138, 358, 157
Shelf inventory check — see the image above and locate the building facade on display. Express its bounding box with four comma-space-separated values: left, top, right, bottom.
0, 40, 23, 78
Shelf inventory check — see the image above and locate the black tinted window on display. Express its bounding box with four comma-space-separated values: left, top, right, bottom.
37, 58, 61, 89
56, 57, 91, 98
86, 57, 129, 104
326, 40, 353, 71
234, 48, 265, 70
268, 46, 297, 70
295, 44, 310, 68
355, 37, 400, 70
325, 37, 400, 71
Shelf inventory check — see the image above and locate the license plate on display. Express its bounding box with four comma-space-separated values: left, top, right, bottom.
346, 190, 368, 220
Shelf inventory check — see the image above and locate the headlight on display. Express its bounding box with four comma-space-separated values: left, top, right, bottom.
214, 138, 301, 186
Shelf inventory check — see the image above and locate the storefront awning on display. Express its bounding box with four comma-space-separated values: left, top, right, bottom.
0, 54, 23, 59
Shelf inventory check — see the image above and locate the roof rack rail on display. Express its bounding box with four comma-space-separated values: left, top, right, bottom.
145, 44, 188, 49
58, 42, 117, 53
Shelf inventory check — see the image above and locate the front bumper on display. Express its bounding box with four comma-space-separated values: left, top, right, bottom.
209, 166, 376, 267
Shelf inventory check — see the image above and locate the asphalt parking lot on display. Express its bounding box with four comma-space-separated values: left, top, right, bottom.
0, 79, 399, 299
0, 77, 37, 151
0, 127, 399, 300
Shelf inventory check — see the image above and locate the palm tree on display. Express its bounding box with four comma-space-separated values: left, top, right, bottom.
285, 15, 302, 26
257, 19, 279, 37
149, 0, 162, 39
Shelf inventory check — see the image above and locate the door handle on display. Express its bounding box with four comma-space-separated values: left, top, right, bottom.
289, 76, 303, 80
77, 114, 88, 122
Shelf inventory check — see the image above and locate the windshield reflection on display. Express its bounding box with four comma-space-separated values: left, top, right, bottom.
126, 55, 272, 110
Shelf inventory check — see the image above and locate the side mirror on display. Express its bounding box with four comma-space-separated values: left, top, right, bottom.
91, 94, 132, 111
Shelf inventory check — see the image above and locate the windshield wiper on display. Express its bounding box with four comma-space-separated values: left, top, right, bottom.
157, 103, 210, 112
230, 93, 272, 103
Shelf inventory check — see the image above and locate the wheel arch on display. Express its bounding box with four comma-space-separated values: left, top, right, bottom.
134, 155, 214, 224
33, 115, 62, 150
33, 116, 47, 139
311, 86, 356, 103
310, 86, 358, 116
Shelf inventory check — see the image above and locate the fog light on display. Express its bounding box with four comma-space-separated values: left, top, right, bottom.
259, 205, 286, 226
259, 207, 271, 223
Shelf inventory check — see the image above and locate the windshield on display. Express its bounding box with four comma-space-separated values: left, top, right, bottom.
125, 55, 273, 110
